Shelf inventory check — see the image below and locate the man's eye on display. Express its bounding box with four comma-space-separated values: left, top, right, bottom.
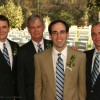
60, 30, 66, 34
92, 33, 96, 36
29, 27, 34, 29
3, 26, 8, 28
37, 26, 42, 28
52, 32, 57, 34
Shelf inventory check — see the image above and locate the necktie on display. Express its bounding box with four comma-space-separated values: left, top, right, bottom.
38, 44, 43, 52
56, 53, 64, 100
3, 43, 10, 66
92, 52, 100, 85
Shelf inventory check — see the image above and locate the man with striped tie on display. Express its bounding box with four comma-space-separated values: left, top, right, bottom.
34, 20, 86, 100
17, 14, 52, 100
85, 22, 100, 100
0, 15, 19, 100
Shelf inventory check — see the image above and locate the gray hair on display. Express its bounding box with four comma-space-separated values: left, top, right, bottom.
27, 14, 44, 27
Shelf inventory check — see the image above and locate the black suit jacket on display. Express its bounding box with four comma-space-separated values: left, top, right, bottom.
85, 49, 100, 100
17, 39, 52, 100
0, 39, 19, 100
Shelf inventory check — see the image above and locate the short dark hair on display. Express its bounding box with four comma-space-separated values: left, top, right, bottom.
91, 22, 100, 34
0, 15, 9, 27
48, 20, 69, 35
27, 14, 44, 27
92, 22, 100, 28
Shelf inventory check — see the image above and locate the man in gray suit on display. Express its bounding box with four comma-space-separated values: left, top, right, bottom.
34, 20, 86, 100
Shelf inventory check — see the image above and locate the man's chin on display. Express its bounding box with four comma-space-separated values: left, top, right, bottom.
95, 44, 100, 48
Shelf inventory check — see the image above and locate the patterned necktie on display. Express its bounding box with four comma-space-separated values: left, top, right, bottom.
92, 52, 100, 85
3, 43, 10, 66
38, 44, 43, 52
56, 53, 64, 100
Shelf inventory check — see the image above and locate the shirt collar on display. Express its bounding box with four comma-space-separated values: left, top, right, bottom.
0, 39, 8, 52
53, 46, 67, 57
94, 49, 100, 55
32, 39, 43, 46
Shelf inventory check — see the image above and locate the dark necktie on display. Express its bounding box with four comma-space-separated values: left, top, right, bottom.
92, 52, 100, 85
38, 44, 43, 52
56, 53, 64, 100
3, 43, 10, 66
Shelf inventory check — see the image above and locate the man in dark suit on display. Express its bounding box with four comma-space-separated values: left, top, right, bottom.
0, 15, 19, 100
34, 20, 86, 100
17, 14, 52, 100
85, 22, 100, 100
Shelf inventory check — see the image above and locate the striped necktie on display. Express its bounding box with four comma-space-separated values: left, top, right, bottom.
38, 44, 43, 52
56, 53, 64, 100
92, 52, 100, 85
3, 43, 10, 66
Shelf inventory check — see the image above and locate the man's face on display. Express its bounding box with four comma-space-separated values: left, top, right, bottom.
50, 22, 69, 51
91, 24, 100, 51
0, 20, 9, 42
28, 18, 45, 42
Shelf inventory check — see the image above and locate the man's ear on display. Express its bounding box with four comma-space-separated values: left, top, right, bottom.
49, 34, 52, 40
67, 32, 69, 39
67, 32, 69, 38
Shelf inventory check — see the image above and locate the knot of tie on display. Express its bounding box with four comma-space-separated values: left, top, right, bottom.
58, 53, 61, 57
3, 43, 6, 47
38, 44, 43, 52
96, 52, 100, 56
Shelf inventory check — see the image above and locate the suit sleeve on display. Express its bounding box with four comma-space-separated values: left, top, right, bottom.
17, 49, 27, 100
34, 54, 42, 100
79, 53, 86, 100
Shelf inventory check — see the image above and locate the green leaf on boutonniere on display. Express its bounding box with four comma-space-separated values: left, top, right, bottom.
13, 48, 17, 55
13, 46, 18, 56
45, 41, 52, 49
67, 55, 75, 69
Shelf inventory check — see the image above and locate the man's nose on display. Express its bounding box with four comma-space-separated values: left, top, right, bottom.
0, 27, 3, 32
57, 32, 61, 37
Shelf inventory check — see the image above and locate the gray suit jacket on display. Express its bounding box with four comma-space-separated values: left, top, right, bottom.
34, 47, 86, 100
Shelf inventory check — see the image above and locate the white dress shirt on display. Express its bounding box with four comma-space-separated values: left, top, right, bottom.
32, 39, 44, 53
52, 46, 67, 77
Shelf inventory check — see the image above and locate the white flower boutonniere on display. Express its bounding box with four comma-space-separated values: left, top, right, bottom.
66, 55, 75, 71
13, 47, 18, 56
45, 42, 52, 50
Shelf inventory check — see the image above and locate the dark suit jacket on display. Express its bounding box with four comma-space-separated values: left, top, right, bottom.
85, 49, 100, 100
17, 39, 52, 100
0, 39, 19, 100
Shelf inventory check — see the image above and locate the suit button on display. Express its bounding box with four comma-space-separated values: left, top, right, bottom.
91, 90, 93, 93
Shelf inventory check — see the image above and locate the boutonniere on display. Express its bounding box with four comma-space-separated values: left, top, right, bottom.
13, 47, 18, 56
46, 42, 52, 50
66, 55, 75, 71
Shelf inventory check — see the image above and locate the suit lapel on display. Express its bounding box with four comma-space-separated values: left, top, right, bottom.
8, 40, 14, 69
8, 39, 19, 70
0, 50, 7, 62
64, 47, 73, 94
44, 48, 56, 96
28, 40, 37, 53
86, 49, 94, 86
0, 49, 11, 71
